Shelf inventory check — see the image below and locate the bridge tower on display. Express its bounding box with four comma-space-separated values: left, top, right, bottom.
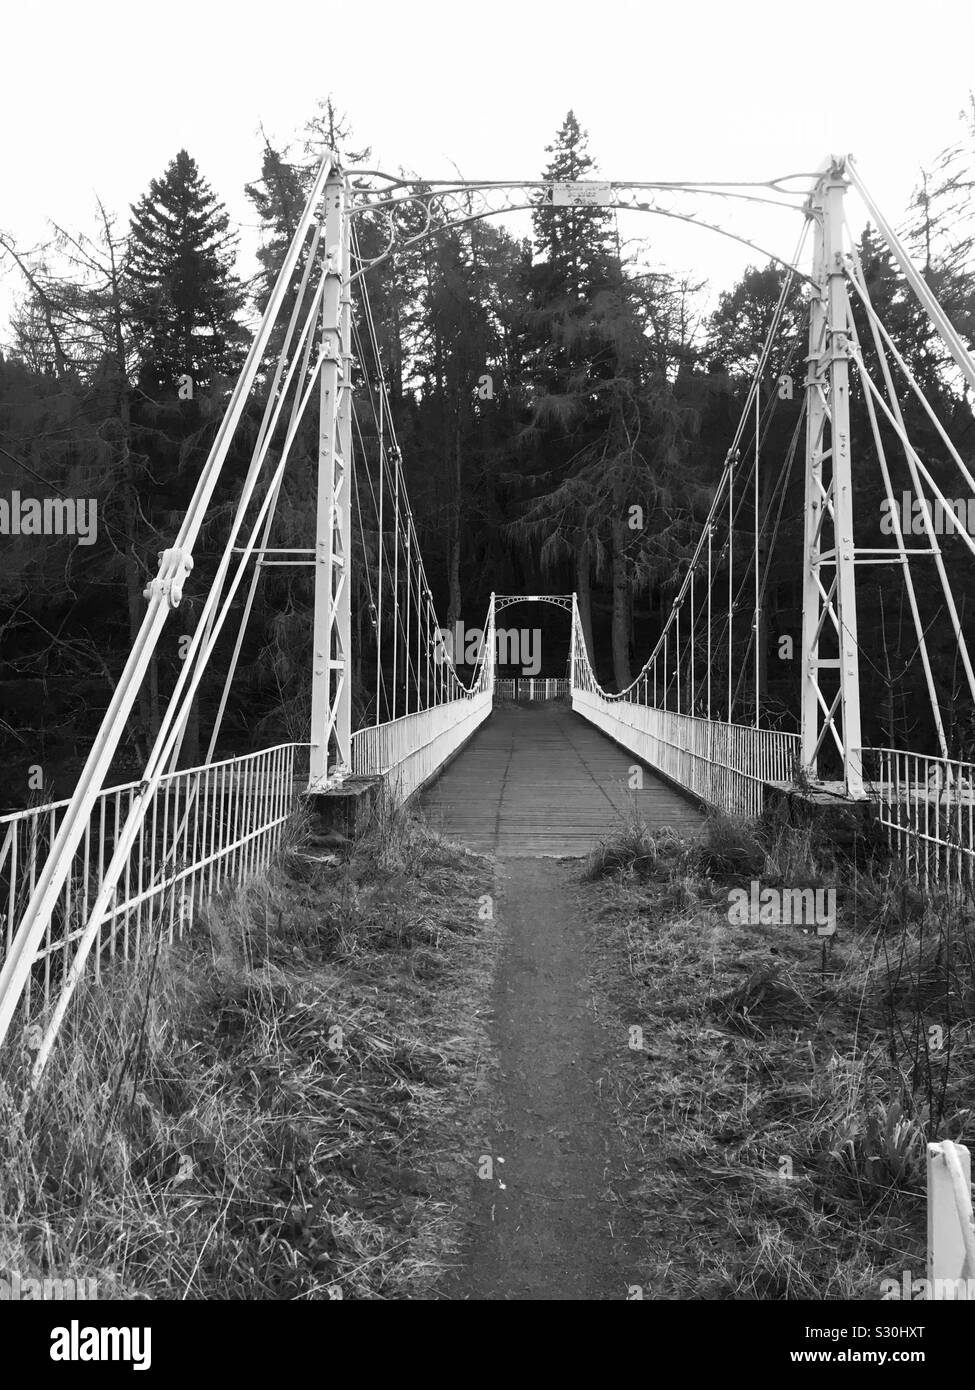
308, 165, 353, 792
800, 158, 865, 798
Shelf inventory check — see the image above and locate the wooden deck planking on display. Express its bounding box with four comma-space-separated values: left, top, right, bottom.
419, 704, 703, 856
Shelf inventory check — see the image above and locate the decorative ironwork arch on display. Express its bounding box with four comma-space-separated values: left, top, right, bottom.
343, 174, 819, 287
493, 594, 574, 614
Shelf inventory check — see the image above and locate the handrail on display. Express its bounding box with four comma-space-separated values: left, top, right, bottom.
0, 742, 301, 1067
0, 741, 306, 827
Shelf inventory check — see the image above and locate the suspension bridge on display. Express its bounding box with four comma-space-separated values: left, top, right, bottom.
1, 149, 974, 1130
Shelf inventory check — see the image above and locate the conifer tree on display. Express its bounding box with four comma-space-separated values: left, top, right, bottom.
908, 95, 975, 356
531, 110, 614, 304
127, 150, 245, 397
515, 113, 698, 688
244, 137, 309, 317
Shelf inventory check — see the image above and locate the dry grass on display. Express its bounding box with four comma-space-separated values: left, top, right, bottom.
582, 809, 975, 1299
0, 808, 498, 1300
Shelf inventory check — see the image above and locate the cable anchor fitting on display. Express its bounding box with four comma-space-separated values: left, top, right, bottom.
143, 547, 194, 609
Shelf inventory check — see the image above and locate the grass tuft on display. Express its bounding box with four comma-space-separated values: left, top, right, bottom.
581, 804, 975, 1298
0, 815, 498, 1300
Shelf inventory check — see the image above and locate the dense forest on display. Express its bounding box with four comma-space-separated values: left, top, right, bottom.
2, 101, 975, 811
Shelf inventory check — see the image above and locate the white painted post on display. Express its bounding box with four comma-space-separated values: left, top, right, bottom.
800, 157, 865, 797
927, 1141, 973, 1297
309, 168, 352, 788
489, 593, 496, 699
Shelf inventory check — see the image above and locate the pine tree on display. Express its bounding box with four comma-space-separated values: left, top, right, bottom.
708, 262, 805, 377
244, 136, 310, 317
531, 111, 614, 304
127, 150, 245, 397
527, 112, 617, 408
908, 95, 975, 355
245, 102, 369, 331
513, 114, 701, 688
412, 218, 522, 628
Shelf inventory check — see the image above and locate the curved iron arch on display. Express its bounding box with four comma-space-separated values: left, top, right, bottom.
342, 176, 819, 288
493, 594, 574, 614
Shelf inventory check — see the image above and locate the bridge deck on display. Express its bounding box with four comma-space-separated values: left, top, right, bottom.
420, 704, 702, 857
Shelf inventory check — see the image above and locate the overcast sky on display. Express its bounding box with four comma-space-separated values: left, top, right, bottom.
2, 0, 974, 340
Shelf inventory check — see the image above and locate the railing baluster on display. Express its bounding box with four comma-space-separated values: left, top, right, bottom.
181, 770, 194, 934
6, 824, 17, 956
82, 816, 93, 985
44, 807, 57, 1011
123, 788, 134, 963
241, 756, 253, 877
135, 789, 146, 964
160, 775, 173, 944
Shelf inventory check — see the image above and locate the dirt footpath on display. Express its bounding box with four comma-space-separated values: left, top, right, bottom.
450, 858, 643, 1300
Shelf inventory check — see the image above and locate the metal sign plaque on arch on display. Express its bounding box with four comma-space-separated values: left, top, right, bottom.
550, 181, 613, 206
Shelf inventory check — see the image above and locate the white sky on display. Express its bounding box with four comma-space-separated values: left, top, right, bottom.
2, 0, 974, 340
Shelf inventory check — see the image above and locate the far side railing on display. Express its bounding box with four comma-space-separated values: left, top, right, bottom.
351, 595, 495, 805
570, 703, 975, 875
569, 594, 800, 818
496, 677, 568, 702
572, 686, 799, 819
352, 691, 492, 804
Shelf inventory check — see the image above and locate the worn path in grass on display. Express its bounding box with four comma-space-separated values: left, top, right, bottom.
448, 857, 645, 1300
430, 709, 700, 1299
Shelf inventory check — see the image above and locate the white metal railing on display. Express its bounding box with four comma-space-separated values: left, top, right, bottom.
350, 595, 495, 804
865, 747, 975, 893
0, 743, 299, 1029
927, 1141, 975, 1297
352, 691, 492, 804
495, 678, 569, 702
0, 672, 490, 1057
569, 593, 800, 818
572, 687, 799, 818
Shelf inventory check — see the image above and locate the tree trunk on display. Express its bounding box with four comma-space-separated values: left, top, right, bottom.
575, 541, 595, 671
390, 299, 404, 408
353, 586, 363, 715
446, 413, 462, 630
755, 459, 774, 715
117, 399, 151, 761
149, 652, 161, 742
611, 518, 632, 691
108, 233, 155, 763
878, 588, 895, 745
181, 683, 200, 767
